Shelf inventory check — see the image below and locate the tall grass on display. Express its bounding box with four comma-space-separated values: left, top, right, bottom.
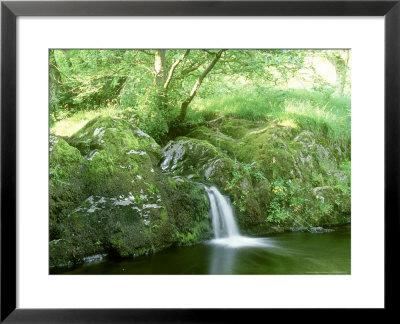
52, 86, 351, 145
189, 87, 351, 141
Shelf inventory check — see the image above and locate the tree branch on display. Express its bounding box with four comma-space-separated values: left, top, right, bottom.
179, 50, 225, 121
163, 49, 190, 90
138, 49, 154, 57
178, 61, 204, 79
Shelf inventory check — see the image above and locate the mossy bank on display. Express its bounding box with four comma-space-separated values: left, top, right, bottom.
50, 115, 350, 268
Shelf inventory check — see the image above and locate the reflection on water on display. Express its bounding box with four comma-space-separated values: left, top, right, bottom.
208, 236, 277, 274
55, 225, 350, 275
209, 244, 236, 274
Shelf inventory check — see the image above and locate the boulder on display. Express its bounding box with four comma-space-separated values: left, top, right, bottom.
308, 227, 334, 234
160, 136, 265, 229
50, 117, 212, 267
164, 118, 351, 232
49, 134, 86, 240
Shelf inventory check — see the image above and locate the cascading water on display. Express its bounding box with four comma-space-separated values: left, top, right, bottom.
205, 186, 239, 238
204, 185, 273, 248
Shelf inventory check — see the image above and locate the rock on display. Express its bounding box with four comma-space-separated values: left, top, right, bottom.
164, 119, 351, 232
49, 135, 86, 240
160, 137, 265, 228
220, 120, 260, 139
67, 117, 161, 198
308, 227, 334, 234
312, 186, 331, 203
68, 116, 162, 165
160, 137, 225, 174
50, 115, 351, 265
49, 117, 213, 267
49, 239, 73, 268
291, 226, 307, 232
187, 126, 239, 155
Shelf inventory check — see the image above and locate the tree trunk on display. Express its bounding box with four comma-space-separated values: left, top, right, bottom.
49, 51, 62, 117
179, 50, 224, 121
334, 69, 346, 97
327, 51, 349, 97
154, 49, 167, 109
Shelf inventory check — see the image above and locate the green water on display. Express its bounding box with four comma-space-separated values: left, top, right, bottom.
55, 225, 350, 275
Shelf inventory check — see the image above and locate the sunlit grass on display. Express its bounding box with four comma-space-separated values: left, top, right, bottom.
53, 87, 351, 143
51, 107, 122, 136
190, 87, 351, 141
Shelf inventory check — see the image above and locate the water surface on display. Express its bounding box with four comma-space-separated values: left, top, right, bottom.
56, 225, 350, 275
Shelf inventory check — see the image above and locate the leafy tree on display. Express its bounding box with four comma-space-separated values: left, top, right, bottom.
49, 49, 349, 140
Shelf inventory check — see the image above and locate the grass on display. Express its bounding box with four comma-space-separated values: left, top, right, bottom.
52, 87, 351, 143
51, 107, 122, 137
189, 87, 351, 141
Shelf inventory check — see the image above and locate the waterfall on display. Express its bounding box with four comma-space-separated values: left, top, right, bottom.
204, 185, 240, 238
205, 185, 274, 249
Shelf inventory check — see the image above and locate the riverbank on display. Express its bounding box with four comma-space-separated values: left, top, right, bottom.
50, 113, 350, 269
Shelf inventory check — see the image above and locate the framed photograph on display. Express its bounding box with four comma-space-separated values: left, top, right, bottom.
1, 0, 398, 321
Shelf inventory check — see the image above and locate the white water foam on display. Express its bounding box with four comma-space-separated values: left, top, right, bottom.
204, 185, 274, 248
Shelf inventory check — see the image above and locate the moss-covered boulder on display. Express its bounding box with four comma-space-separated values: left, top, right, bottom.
157, 176, 212, 245
50, 117, 212, 268
160, 137, 226, 176
187, 126, 239, 156
218, 118, 265, 139
50, 134, 86, 240
67, 117, 161, 198
68, 116, 162, 165
164, 118, 350, 233
235, 123, 350, 229
160, 137, 266, 229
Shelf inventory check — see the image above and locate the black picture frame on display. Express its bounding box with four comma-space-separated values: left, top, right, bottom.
1, 0, 399, 322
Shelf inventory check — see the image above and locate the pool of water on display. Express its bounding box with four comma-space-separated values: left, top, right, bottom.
55, 225, 350, 275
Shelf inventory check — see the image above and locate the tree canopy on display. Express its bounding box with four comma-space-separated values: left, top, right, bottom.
50, 49, 350, 141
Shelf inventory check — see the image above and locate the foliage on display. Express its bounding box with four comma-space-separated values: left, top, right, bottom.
265, 173, 349, 227
50, 49, 350, 142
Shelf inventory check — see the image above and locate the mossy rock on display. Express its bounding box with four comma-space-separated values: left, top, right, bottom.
187, 126, 239, 155
49, 239, 75, 268
160, 137, 226, 176
218, 118, 264, 139
66, 116, 161, 198
236, 124, 342, 185
51, 177, 212, 266
156, 176, 213, 245
160, 137, 237, 191
236, 125, 303, 181
68, 116, 162, 165
49, 118, 214, 267
49, 135, 86, 240
163, 119, 351, 233
160, 137, 266, 230
58, 193, 170, 260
